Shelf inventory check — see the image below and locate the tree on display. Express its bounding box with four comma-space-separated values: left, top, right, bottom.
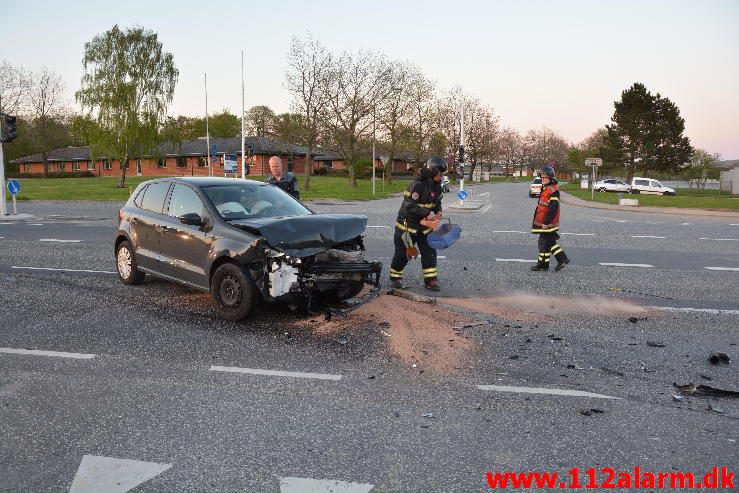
209, 109, 241, 138
321, 49, 392, 187
682, 149, 720, 189
76, 25, 178, 187
27, 68, 70, 177
406, 70, 437, 174
497, 127, 522, 176
0, 60, 31, 115
604, 83, 692, 181
286, 35, 332, 191
245, 105, 277, 137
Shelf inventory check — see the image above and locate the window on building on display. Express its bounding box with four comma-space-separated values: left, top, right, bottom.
23, 164, 31, 172
157, 158, 167, 168
177, 157, 187, 168
58, 162, 66, 171
87, 161, 96, 170
72, 162, 80, 171
104, 160, 112, 170
287, 155, 294, 172
198, 157, 208, 168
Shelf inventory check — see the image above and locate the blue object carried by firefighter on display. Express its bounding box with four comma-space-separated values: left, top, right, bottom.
427, 218, 461, 250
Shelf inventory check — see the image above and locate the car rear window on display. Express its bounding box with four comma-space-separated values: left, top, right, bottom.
141, 182, 171, 214
532, 178, 541, 184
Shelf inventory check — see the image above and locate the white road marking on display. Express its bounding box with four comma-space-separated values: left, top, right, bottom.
0, 236, 4, 239
561, 232, 596, 236
30, 223, 44, 226
681, 222, 693, 225
631, 235, 666, 239
705, 266, 739, 272
39, 238, 82, 243
496, 258, 537, 263
477, 384, 620, 400
479, 203, 492, 214
365, 226, 391, 229
0, 347, 96, 359
730, 224, 739, 226
0, 222, 13, 225
210, 366, 342, 381
11, 265, 116, 274
279, 477, 374, 493
599, 262, 653, 268
492, 230, 527, 234
478, 192, 490, 197
437, 256, 446, 259
700, 237, 739, 241
615, 220, 628, 223
69, 455, 172, 493
651, 306, 739, 315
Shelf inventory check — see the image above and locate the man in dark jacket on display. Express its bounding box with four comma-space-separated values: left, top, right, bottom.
531, 165, 570, 271
265, 155, 299, 199
390, 157, 447, 291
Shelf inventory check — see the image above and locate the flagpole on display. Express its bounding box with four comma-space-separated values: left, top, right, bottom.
241, 50, 246, 180
205, 73, 211, 177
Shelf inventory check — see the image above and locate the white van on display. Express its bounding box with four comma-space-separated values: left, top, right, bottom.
630, 177, 676, 196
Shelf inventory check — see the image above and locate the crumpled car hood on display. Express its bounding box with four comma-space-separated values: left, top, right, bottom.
230, 214, 368, 257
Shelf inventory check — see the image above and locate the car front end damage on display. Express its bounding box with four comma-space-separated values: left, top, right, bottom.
230, 214, 382, 315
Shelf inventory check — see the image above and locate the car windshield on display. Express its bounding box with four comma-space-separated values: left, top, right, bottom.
202, 182, 311, 220
532, 178, 541, 184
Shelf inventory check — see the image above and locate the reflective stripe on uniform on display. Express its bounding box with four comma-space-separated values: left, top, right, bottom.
396, 222, 418, 233
389, 268, 404, 278
549, 197, 559, 201
531, 226, 560, 233
419, 203, 435, 208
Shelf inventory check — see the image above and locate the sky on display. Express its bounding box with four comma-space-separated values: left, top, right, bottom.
4, 0, 739, 159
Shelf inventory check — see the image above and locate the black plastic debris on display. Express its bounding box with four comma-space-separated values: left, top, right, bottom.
675, 383, 739, 398
579, 408, 605, 416
646, 341, 666, 348
509, 355, 520, 360
628, 317, 639, 323
601, 367, 625, 377
708, 352, 731, 365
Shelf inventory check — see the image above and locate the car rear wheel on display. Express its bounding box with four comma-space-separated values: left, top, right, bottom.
211, 263, 257, 321
116, 240, 145, 285
597, 187, 606, 192
631, 190, 640, 194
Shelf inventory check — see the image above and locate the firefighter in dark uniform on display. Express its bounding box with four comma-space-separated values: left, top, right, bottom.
531, 165, 570, 271
390, 157, 447, 291
265, 155, 299, 199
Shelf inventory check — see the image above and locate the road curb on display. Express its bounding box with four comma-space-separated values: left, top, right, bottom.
560, 191, 739, 219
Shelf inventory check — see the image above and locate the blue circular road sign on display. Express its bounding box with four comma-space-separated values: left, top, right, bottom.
7, 179, 21, 196
456, 190, 468, 200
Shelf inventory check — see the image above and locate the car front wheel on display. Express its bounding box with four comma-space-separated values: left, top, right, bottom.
211, 263, 257, 321
116, 240, 145, 285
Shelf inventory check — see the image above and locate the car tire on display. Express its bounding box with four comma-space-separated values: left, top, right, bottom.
598, 187, 606, 192
632, 190, 640, 194
211, 263, 257, 321
116, 240, 145, 285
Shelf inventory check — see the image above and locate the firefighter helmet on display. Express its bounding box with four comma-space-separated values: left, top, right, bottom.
539, 165, 557, 183
424, 157, 448, 175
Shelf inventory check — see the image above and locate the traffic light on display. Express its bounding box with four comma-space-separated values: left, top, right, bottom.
1, 113, 18, 143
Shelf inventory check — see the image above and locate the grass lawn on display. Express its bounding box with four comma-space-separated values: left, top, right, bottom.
560, 184, 739, 211
4, 175, 412, 202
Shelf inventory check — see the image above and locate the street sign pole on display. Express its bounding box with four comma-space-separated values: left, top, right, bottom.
0, 138, 6, 216
585, 158, 603, 201
458, 106, 465, 206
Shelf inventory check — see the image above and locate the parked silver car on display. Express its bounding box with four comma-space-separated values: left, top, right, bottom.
594, 179, 631, 193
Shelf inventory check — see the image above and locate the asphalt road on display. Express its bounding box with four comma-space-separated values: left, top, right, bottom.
1, 182, 737, 492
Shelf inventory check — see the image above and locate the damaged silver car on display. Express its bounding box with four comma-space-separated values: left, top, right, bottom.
114, 177, 381, 320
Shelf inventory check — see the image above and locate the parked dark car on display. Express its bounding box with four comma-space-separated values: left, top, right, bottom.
114, 177, 381, 320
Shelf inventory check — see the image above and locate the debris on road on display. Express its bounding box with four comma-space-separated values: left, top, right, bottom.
387, 289, 437, 304
672, 394, 685, 402
601, 367, 625, 377
422, 413, 434, 418
708, 352, 731, 365
675, 383, 739, 398
579, 408, 605, 416
451, 321, 488, 330
646, 341, 666, 348
707, 400, 725, 414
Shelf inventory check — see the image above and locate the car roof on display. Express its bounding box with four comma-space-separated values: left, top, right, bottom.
144, 177, 267, 187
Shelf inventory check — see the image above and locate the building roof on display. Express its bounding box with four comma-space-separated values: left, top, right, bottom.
11, 136, 309, 164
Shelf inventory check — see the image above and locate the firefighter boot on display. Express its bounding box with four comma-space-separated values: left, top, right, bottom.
390, 278, 404, 289
424, 279, 441, 291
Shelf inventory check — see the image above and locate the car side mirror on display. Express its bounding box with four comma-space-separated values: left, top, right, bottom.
180, 213, 204, 226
